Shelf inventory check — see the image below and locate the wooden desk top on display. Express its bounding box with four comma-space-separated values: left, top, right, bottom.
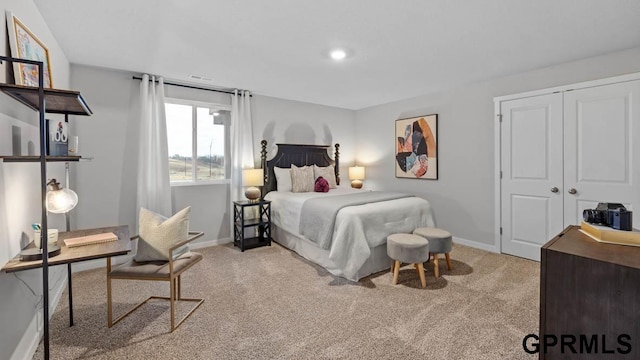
543, 225, 640, 270
2, 225, 131, 273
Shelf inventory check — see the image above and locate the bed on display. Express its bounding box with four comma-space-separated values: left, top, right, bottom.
260, 140, 435, 281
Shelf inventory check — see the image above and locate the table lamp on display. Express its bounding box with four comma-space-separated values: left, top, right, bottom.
20, 179, 77, 261
349, 166, 365, 189
243, 168, 264, 202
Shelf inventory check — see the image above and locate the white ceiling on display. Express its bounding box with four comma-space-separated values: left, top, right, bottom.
33, 0, 640, 110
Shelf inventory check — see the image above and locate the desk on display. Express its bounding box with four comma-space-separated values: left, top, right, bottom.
2, 225, 131, 326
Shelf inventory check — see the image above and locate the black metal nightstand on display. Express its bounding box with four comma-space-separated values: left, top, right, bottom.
233, 200, 272, 251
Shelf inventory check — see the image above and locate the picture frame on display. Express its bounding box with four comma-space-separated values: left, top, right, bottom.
395, 114, 438, 179
5, 11, 53, 88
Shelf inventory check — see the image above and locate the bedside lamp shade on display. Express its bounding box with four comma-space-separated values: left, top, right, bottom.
45, 179, 78, 214
243, 168, 264, 202
348, 166, 365, 189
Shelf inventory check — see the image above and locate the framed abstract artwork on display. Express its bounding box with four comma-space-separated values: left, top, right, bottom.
395, 114, 438, 179
6, 12, 53, 88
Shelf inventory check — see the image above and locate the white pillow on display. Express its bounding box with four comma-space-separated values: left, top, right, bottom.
274, 167, 292, 192
291, 165, 314, 193
134, 206, 190, 262
313, 165, 337, 189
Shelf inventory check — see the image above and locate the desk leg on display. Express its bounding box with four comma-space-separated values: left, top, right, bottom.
68, 263, 73, 327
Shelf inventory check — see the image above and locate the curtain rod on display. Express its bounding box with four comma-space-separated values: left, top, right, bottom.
132, 76, 251, 96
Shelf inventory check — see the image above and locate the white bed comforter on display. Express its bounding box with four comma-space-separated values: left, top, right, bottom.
265, 186, 435, 279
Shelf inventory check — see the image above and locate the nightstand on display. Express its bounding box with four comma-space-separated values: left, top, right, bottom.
233, 200, 272, 251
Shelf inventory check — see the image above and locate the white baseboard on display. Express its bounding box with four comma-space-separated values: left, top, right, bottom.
190, 237, 232, 249
11, 310, 39, 360
453, 236, 500, 253
11, 270, 68, 360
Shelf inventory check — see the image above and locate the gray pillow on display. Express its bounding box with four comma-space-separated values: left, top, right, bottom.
313, 165, 337, 189
134, 206, 190, 262
291, 165, 314, 192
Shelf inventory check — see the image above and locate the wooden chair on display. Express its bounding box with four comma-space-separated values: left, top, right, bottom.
107, 231, 204, 332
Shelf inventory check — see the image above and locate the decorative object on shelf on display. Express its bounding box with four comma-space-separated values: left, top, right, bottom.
0, 113, 38, 156
11, 125, 20, 155
395, 114, 438, 180
20, 220, 61, 262
68, 135, 79, 155
45, 178, 78, 214
34, 228, 58, 249
348, 166, 365, 189
46, 119, 68, 156
5, 12, 53, 88
243, 168, 264, 202
63, 232, 117, 248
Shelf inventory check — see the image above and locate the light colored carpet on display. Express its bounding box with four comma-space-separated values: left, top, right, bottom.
33, 242, 539, 359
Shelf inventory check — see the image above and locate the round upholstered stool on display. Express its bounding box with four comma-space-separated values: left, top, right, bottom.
413, 227, 453, 277
387, 233, 430, 288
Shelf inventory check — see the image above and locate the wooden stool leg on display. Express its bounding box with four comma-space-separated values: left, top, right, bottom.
445, 252, 452, 270
416, 263, 426, 288
392, 260, 400, 285
433, 254, 440, 278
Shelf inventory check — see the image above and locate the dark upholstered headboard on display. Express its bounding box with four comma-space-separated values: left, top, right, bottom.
260, 140, 340, 196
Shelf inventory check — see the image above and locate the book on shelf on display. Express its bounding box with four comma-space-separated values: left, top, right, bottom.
579, 221, 640, 247
64, 232, 118, 248
46, 119, 68, 156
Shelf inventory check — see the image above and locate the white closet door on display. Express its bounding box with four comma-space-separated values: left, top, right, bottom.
563, 80, 640, 225
501, 93, 564, 261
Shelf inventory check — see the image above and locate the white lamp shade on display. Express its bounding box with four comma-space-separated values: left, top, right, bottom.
349, 166, 365, 180
45, 188, 78, 213
243, 168, 264, 187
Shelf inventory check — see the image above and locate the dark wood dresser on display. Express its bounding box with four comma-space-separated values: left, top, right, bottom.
540, 225, 640, 359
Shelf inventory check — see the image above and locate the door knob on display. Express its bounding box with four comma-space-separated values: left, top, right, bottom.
550, 187, 559, 193
568, 188, 577, 195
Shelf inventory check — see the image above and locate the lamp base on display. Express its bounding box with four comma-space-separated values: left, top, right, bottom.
20, 244, 61, 262
351, 180, 363, 189
245, 186, 261, 203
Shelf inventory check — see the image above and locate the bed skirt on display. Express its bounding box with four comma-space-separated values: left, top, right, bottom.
272, 224, 391, 282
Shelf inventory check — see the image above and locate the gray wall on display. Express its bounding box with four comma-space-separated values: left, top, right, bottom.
69, 65, 356, 246
70, 65, 232, 243
0, 1, 71, 359
355, 46, 640, 250
252, 94, 357, 180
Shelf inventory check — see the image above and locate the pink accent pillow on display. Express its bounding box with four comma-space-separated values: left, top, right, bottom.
314, 176, 329, 193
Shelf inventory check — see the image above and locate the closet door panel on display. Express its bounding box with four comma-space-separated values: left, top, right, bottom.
563, 80, 640, 225
500, 93, 564, 261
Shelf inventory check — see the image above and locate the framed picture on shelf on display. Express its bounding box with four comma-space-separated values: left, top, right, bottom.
395, 114, 438, 180
46, 119, 68, 156
5, 11, 53, 88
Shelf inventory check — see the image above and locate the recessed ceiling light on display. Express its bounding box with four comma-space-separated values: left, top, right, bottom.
330, 49, 346, 60
213, 112, 220, 116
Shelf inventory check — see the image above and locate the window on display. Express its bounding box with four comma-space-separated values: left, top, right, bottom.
165, 99, 231, 184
